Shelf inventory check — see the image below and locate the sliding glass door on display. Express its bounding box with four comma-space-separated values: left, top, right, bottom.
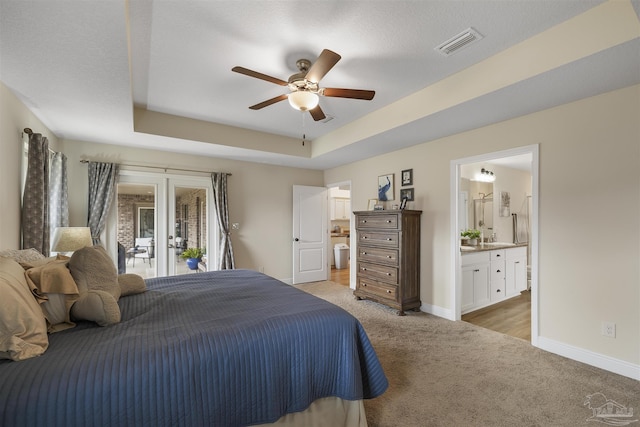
109, 171, 214, 279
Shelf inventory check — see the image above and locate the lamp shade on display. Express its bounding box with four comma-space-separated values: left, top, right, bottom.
51, 227, 93, 253
288, 91, 319, 111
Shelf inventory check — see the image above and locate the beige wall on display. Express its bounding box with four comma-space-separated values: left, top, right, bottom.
324, 84, 640, 368
61, 139, 323, 280
0, 82, 61, 249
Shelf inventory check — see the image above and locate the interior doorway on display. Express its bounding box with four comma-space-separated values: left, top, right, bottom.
327, 182, 352, 287
451, 145, 539, 344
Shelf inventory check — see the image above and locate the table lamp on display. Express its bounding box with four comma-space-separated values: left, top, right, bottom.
51, 227, 93, 255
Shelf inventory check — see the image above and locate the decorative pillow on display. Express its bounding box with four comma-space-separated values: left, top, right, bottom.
0, 257, 49, 361
19, 254, 70, 270
24, 260, 80, 333
118, 273, 146, 297
68, 246, 121, 326
0, 248, 45, 264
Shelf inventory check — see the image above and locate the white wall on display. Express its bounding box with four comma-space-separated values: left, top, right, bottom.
61, 139, 324, 281
0, 82, 61, 249
324, 84, 640, 372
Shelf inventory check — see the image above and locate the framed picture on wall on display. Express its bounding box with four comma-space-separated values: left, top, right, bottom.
500, 191, 511, 217
378, 174, 394, 201
401, 169, 413, 186
400, 188, 414, 202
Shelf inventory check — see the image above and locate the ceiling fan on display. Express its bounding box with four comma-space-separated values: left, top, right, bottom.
232, 49, 375, 121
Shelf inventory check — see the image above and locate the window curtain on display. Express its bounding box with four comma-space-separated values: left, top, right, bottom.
49, 152, 69, 239
22, 133, 50, 256
211, 172, 235, 270
87, 162, 119, 245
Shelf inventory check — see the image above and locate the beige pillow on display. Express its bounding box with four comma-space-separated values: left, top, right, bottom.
68, 246, 121, 326
25, 259, 80, 333
19, 253, 70, 270
0, 248, 45, 264
0, 257, 49, 361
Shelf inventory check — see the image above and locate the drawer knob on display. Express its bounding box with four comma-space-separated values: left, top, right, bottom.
387, 255, 392, 258
386, 220, 391, 223
474, 269, 480, 272
362, 252, 367, 255
386, 290, 391, 294
496, 254, 501, 257
362, 220, 367, 223
496, 269, 501, 273
387, 238, 392, 241
496, 289, 501, 293
386, 273, 391, 276
362, 283, 367, 287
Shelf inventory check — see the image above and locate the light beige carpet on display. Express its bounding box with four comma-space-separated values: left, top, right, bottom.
298, 281, 639, 427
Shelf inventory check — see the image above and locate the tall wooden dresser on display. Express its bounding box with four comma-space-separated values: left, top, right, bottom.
353, 210, 422, 315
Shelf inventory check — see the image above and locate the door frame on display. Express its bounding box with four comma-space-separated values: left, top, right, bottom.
326, 180, 354, 289
450, 144, 539, 345
167, 176, 216, 276
106, 170, 215, 278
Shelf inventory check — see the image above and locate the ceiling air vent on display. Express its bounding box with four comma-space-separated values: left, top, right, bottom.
435, 27, 483, 57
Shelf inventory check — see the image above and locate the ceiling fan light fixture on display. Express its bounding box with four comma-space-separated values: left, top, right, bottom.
288, 91, 319, 111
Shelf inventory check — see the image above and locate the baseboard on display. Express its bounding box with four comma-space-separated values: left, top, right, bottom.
421, 303, 454, 320
537, 337, 640, 380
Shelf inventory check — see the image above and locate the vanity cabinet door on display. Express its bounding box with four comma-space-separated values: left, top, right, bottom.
505, 246, 528, 297
461, 263, 490, 313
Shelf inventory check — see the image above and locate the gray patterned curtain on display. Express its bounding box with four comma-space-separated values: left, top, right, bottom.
49, 152, 69, 239
87, 162, 119, 245
211, 172, 235, 270
22, 133, 50, 256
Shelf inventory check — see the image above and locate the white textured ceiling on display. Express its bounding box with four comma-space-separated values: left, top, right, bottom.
1, 1, 639, 170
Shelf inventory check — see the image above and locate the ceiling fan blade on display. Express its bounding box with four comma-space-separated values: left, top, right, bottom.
322, 88, 375, 100
305, 49, 341, 83
249, 94, 288, 110
309, 105, 326, 121
232, 66, 288, 86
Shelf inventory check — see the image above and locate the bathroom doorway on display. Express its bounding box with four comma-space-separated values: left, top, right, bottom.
451, 145, 539, 344
327, 181, 352, 287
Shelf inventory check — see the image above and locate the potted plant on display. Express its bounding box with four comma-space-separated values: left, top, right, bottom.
460, 229, 481, 246
181, 247, 204, 270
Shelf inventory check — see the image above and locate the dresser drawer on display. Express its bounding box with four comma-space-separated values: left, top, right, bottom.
358, 231, 399, 248
357, 277, 397, 302
358, 262, 398, 284
357, 246, 399, 266
356, 214, 398, 229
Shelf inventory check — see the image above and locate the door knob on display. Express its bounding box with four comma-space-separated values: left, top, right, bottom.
168, 235, 173, 240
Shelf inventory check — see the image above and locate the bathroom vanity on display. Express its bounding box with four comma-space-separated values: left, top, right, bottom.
460, 243, 528, 314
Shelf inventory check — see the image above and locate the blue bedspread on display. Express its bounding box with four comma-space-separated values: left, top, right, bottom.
0, 269, 387, 426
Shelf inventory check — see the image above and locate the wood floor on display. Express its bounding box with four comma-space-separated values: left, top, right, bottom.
330, 263, 530, 341
330, 266, 350, 286
462, 291, 531, 341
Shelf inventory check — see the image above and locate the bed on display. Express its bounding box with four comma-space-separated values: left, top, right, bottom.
0, 268, 388, 426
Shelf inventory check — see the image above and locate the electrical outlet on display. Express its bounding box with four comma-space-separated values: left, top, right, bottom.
601, 322, 616, 338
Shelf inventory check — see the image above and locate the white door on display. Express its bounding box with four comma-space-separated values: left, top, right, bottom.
168, 177, 215, 276
112, 171, 214, 279
292, 185, 328, 284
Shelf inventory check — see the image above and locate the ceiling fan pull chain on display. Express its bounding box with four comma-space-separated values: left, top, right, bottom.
301, 112, 306, 146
